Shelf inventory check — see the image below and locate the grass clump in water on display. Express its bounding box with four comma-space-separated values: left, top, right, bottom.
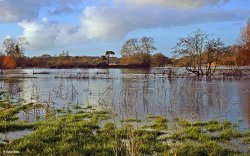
0, 121, 35, 132
148, 116, 168, 130
120, 118, 142, 123
176, 141, 231, 156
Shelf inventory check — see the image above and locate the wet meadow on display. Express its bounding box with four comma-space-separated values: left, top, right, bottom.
0, 67, 250, 155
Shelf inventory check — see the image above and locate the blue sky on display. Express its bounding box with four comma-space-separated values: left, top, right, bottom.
0, 0, 249, 57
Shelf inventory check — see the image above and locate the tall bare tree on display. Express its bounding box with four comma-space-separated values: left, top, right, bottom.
240, 19, 250, 49
173, 29, 225, 76
121, 37, 156, 66
121, 38, 140, 57
2, 37, 28, 58
237, 20, 250, 65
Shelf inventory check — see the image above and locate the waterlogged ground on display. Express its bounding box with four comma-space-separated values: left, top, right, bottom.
0, 68, 250, 126
0, 67, 250, 155
1, 101, 250, 155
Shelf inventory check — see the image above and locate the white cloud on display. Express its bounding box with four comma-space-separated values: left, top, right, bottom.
82, 7, 134, 40
19, 20, 84, 50
81, 6, 249, 39
114, 0, 229, 9
19, 5, 250, 50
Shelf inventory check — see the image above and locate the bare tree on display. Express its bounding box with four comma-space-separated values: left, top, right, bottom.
121, 37, 156, 56
237, 20, 250, 66
140, 37, 156, 64
173, 29, 225, 76
121, 38, 140, 57
141, 37, 156, 54
120, 37, 156, 66
240, 19, 250, 49
2, 37, 28, 58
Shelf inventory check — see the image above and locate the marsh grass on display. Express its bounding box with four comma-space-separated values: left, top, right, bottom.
1, 102, 250, 155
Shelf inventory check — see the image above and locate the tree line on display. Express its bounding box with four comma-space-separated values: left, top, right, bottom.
0, 20, 249, 74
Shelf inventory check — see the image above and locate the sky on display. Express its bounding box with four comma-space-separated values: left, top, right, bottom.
0, 0, 250, 57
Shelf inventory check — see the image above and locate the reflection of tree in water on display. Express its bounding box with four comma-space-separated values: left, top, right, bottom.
121, 79, 135, 118
171, 78, 231, 121
0, 78, 23, 101
238, 80, 250, 126
51, 79, 78, 105
118, 76, 152, 119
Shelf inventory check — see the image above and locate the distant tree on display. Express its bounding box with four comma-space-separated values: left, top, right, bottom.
100, 55, 106, 60
151, 53, 171, 67
140, 37, 156, 64
121, 38, 139, 57
2, 37, 28, 58
105, 51, 115, 57
41, 54, 52, 58
0, 54, 3, 73
240, 19, 250, 49
173, 29, 226, 76
141, 37, 156, 53
59, 50, 70, 57
236, 49, 250, 66
105, 51, 115, 64
121, 37, 156, 66
237, 20, 250, 65
2, 56, 16, 69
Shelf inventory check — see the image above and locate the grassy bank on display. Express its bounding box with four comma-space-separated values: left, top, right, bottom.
0, 101, 250, 155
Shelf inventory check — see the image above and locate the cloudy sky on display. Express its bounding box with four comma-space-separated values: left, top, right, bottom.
0, 0, 249, 57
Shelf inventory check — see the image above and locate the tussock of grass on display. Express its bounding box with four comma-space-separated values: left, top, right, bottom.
121, 118, 142, 123
0, 122, 35, 132
218, 128, 244, 141
0, 107, 20, 121
176, 141, 231, 156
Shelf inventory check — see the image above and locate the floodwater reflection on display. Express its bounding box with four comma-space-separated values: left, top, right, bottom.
0, 68, 249, 128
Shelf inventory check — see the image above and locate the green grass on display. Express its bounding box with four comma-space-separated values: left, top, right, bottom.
0, 101, 250, 155
0, 121, 35, 132
120, 118, 142, 123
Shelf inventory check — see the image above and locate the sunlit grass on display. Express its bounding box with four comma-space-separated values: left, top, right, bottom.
0, 101, 250, 155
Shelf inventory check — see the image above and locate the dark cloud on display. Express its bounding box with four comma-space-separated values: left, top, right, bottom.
0, 0, 83, 22
81, 6, 250, 40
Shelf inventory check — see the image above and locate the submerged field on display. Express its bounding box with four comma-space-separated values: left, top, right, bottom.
1, 100, 250, 155
0, 68, 250, 155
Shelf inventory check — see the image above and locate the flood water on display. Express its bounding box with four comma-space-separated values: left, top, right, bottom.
0, 68, 250, 129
